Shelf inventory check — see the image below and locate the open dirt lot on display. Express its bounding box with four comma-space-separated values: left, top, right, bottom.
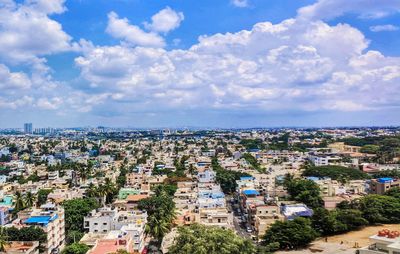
276, 224, 400, 254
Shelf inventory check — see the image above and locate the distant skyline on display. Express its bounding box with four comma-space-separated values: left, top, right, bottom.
0, 0, 400, 128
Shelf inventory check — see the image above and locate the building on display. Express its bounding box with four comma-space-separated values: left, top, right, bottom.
21, 204, 65, 254
84, 207, 147, 233
83, 207, 147, 252
0, 206, 11, 225
250, 204, 283, 237
198, 208, 232, 228
308, 154, 341, 166
3, 241, 39, 254
197, 170, 216, 183
370, 178, 400, 195
358, 230, 400, 254
281, 204, 313, 220
24, 123, 33, 134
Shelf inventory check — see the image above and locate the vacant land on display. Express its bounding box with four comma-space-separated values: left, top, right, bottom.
276, 224, 400, 254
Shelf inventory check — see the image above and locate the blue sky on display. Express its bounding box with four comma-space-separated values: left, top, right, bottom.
0, 0, 400, 128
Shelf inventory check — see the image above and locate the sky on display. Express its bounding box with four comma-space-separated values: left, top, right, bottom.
0, 0, 400, 128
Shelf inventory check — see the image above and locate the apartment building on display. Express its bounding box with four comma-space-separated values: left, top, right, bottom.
21, 204, 65, 254
84, 207, 147, 233
83, 207, 147, 252
370, 178, 400, 195
252, 205, 283, 237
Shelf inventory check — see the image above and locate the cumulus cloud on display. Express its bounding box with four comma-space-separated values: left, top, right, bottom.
36, 97, 63, 110
231, 0, 249, 8
75, 18, 400, 115
0, 64, 31, 91
298, 0, 400, 20
144, 6, 184, 33
370, 24, 399, 32
106, 12, 165, 48
0, 0, 76, 65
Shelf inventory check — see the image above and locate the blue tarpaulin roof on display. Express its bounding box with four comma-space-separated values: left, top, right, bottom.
25, 216, 51, 225
242, 189, 259, 196
378, 177, 393, 183
240, 177, 254, 181
24, 214, 58, 226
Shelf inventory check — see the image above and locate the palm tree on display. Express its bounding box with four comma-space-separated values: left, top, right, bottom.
0, 227, 8, 252
103, 178, 116, 204
14, 191, 25, 212
25, 192, 36, 208
145, 215, 170, 243
86, 183, 99, 198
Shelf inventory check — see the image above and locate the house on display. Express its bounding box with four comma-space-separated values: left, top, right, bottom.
249, 204, 283, 237
358, 230, 400, 254
3, 241, 39, 254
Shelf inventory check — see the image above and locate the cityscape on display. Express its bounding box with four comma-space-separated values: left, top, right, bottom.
0, 0, 400, 254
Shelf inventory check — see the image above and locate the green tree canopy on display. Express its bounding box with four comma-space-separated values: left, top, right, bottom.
262, 217, 318, 250
169, 224, 256, 254
283, 176, 323, 208
62, 198, 99, 243
302, 166, 369, 180
61, 243, 90, 254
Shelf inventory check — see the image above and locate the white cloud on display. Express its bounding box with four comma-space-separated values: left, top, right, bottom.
0, 64, 31, 91
0, 0, 76, 65
298, 0, 400, 20
231, 0, 249, 8
106, 12, 165, 48
36, 97, 63, 110
144, 6, 184, 33
370, 24, 399, 32
75, 18, 400, 114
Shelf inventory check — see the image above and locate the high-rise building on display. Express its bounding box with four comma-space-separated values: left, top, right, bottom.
23, 123, 33, 134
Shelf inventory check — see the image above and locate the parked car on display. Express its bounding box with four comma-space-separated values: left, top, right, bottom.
246, 226, 253, 233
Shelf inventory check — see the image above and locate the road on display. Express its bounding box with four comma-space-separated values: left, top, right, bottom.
226, 195, 253, 240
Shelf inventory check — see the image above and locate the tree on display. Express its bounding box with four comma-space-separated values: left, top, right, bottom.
37, 189, 53, 206
357, 195, 400, 224
25, 191, 36, 208
283, 177, 323, 208
302, 166, 369, 180
110, 250, 129, 254
168, 224, 256, 254
138, 189, 176, 243
5, 226, 46, 252
311, 208, 367, 236
61, 243, 90, 254
63, 198, 99, 242
99, 178, 117, 204
0, 227, 8, 252
66, 230, 84, 244
212, 157, 251, 194
385, 187, 400, 199
14, 191, 25, 212
262, 218, 318, 250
